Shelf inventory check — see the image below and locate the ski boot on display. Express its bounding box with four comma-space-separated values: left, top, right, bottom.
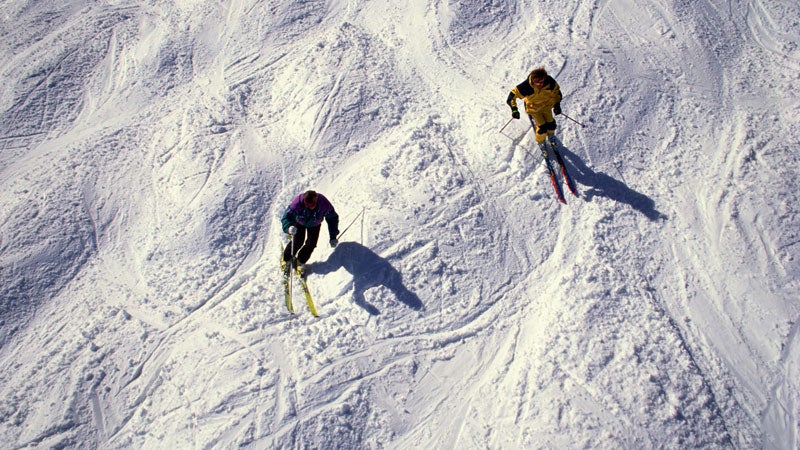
280, 258, 291, 277
296, 262, 308, 279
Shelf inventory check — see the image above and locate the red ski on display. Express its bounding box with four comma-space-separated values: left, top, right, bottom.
543, 137, 579, 201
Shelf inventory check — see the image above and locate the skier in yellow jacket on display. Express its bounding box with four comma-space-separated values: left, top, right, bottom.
506, 67, 562, 145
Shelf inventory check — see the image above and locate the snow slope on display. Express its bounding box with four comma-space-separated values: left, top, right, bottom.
1, 0, 799, 448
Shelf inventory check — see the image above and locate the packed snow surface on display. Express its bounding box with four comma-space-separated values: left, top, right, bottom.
1, 0, 799, 448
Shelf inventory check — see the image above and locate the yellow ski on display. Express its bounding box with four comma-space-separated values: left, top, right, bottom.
296, 268, 319, 317
282, 259, 294, 314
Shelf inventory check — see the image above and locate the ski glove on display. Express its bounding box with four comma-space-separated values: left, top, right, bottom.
330, 239, 338, 248
511, 108, 520, 120
553, 103, 562, 115
288, 226, 297, 235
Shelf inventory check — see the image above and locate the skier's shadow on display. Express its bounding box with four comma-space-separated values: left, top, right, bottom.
554, 138, 667, 221
310, 242, 423, 315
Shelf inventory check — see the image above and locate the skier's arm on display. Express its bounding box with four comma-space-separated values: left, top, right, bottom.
552, 82, 563, 115
507, 90, 521, 118
506, 91, 518, 109
280, 208, 296, 234
553, 82, 563, 104
325, 210, 339, 239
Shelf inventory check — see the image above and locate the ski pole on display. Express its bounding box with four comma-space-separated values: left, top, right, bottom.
498, 118, 514, 134
337, 207, 365, 241
288, 228, 296, 296
560, 112, 586, 128
290, 229, 296, 263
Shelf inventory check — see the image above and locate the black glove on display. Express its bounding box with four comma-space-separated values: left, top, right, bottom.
553, 103, 562, 115
511, 108, 520, 119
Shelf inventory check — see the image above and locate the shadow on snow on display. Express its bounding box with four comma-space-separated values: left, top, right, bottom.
310, 242, 423, 315
555, 138, 667, 222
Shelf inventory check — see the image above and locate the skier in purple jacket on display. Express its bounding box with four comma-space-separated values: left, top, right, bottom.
281, 190, 339, 275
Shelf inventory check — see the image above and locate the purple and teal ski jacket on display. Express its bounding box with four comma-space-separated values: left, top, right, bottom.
281, 193, 339, 238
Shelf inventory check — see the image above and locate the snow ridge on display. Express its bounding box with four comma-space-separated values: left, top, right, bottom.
1, 0, 799, 448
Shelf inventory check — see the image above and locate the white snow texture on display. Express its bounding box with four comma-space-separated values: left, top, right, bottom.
1, 0, 799, 448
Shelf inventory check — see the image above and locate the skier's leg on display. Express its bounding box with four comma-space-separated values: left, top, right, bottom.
297, 225, 321, 264
284, 227, 306, 263
282, 242, 292, 263
542, 110, 557, 137
529, 113, 547, 144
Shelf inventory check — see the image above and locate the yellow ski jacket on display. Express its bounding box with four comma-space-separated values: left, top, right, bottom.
507, 74, 562, 115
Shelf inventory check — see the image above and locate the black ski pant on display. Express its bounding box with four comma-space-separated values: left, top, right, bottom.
283, 224, 320, 265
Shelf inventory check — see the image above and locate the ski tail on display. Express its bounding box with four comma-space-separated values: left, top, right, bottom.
547, 161, 567, 204
297, 268, 319, 317
281, 256, 294, 314
284, 273, 294, 313
560, 163, 579, 196
541, 145, 566, 203
548, 137, 579, 197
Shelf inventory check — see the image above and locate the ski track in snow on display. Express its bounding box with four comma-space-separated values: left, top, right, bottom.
1, 0, 799, 448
